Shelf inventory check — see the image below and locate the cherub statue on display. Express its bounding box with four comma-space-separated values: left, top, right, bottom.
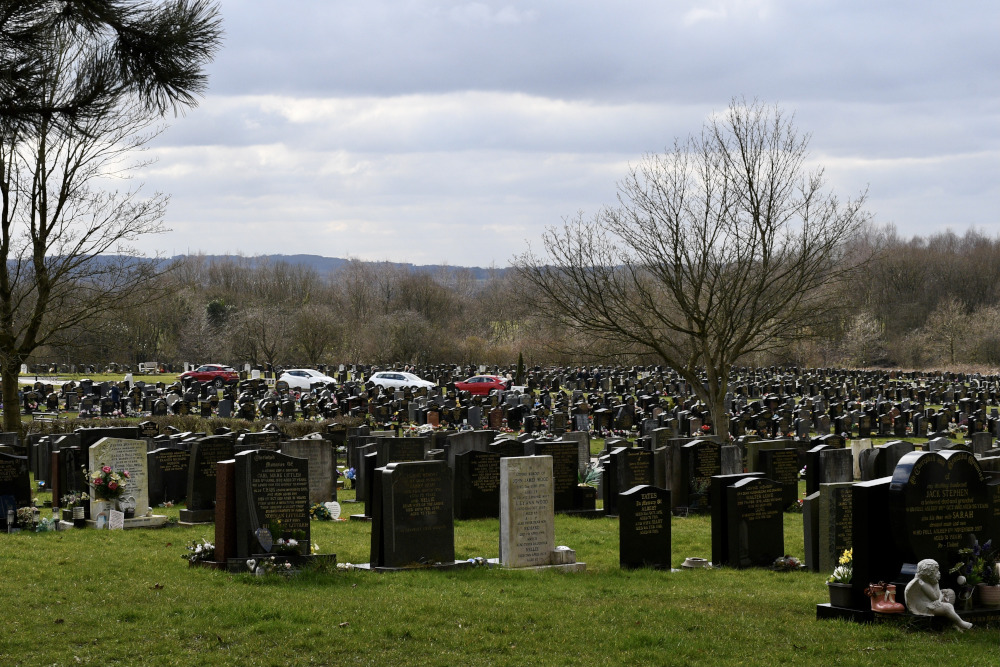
904, 559, 973, 631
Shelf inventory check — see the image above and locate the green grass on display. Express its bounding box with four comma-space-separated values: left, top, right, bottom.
1, 494, 996, 667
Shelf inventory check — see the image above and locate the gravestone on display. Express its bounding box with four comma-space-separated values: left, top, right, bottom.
147, 448, 189, 506
889, 450, 992, 569
602, 447, 653, 516
0, 452, 30, 530
234, 450, 310, 558
500, 456, 555, 568
817, 482, 854, 574
369, 460, 454, 569
87, 438, 149, 520
180, 437, 235, 523
618, 485, 671, 570
725, 477, 784, 568
759, 448, 800, 509
453, 450, 501, 520
678, 440, 721, 511
524, 440, 578, 512
280, 439, 335, 504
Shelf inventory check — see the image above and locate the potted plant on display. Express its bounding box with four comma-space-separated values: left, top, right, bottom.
827, 549, 853, 607
950, 539, 1000, 606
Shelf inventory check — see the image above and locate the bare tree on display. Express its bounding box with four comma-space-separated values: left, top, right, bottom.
515, 99, 872, 436
0, 4, 221, 430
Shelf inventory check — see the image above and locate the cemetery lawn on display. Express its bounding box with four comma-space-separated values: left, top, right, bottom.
1, 500, 995, 667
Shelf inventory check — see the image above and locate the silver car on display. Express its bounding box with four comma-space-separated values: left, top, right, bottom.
370, 371, 435, 390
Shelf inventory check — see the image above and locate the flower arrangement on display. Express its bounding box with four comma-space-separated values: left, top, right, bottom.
86, 465, 130, 501
828, 549, 853, 584
16, 506, 37, 526
182, 539, 216, 563
771, 555, 803, 572
309, 503, 332, 521
343, 467, 356, 489
247, 556, 293, 576
949, 539, 998, 587
274, 537, 301, 556
60, 492, 89, 508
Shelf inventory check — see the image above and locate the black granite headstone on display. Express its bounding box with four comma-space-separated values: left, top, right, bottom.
234, 449, 310, 558
759, 448, 800, 509
370, 460, 454, 568
181, 436, 235, 522
147, 448, 190, 506
710, 472, 763, 566
453, 450, 500, 520
619, 485, 671, 570
0, 452, 30, 530
725, 477, 784, 568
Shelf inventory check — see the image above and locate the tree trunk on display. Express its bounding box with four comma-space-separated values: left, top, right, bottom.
2, 361, 23, 433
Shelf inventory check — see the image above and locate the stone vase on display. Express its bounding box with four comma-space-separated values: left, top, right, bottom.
827, 582, 852, 608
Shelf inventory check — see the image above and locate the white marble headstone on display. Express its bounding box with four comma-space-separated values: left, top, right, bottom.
88, 438, 149, 520
500, 456, 555, 568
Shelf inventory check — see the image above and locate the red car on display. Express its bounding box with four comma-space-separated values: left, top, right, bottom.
454, 375, 509, 395
177, 364, 239, 388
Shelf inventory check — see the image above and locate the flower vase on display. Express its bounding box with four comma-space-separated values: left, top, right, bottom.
977, 583, 1000, 607
827, 582, 852, 608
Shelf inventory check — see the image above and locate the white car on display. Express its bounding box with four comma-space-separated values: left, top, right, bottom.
370, 371, 436, 390
278, 368, 337, 391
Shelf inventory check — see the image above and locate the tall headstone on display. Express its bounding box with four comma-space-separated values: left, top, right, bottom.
817, 482, 854, 574
500, 456, 554, 568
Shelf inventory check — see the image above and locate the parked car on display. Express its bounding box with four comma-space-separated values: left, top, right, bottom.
177, 364, 239, 388
370, 371, 436, 390
454, 374, 510, 395
278, 368, 337, 391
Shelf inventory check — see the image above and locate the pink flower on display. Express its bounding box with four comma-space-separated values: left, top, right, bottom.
94, 478, 104, 485
123, 471, 130, 478
102, 466, 112, 474
107, 481, 118, 491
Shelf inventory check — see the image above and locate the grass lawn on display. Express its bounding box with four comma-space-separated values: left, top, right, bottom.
1, 489, 995, 667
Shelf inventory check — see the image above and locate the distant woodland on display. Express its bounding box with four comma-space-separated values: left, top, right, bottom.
32, 226, 1000, 372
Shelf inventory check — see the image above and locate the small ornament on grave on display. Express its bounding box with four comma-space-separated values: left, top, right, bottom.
904, 559, 973, 631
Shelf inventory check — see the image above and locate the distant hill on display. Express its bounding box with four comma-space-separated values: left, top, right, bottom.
170, 254, 507, 280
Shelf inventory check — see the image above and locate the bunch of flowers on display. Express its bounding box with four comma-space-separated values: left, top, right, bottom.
182, 539, 216, 563
274, 537, 301, 556
247, 556, 293, 576
771, 555, 803, 571
60, 492, 89, 508
828, 549, 853, 584
309, 503, 332, 521
86, 465, 129, 500
343, 467, 356, 489
16, 506, 36, 525
949, 539, 998, 587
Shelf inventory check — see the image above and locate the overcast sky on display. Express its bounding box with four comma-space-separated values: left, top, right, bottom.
137, 0, 1000, 266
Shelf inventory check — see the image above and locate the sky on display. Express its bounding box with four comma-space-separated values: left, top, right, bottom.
136, 0, 1000, 266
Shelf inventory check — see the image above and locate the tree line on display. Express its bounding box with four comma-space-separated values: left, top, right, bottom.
27, 225, 1000, 373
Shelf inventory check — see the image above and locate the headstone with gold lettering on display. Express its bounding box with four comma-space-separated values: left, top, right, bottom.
454, 450, 500, 519
234, 449, 310, 558
619, 485, 671, 570
726, 477, 784, 568
369, 460, 454, 568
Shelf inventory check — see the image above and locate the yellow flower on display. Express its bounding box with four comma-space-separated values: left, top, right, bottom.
838, 549, 853, 565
